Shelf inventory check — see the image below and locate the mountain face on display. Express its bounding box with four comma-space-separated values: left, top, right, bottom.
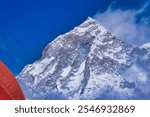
17, 17, 150, 99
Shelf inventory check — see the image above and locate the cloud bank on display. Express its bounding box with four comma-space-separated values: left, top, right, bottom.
94, 3, 150, 45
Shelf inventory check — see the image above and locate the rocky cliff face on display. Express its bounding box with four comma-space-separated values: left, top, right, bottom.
17, 17, 150, 99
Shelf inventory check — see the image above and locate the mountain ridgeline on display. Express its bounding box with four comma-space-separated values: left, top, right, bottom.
17, 17, 150, 99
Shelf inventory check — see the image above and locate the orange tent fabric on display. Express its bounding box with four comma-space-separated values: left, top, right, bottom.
0, 61, 25, 100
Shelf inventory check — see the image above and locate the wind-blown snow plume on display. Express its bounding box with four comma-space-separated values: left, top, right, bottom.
94, 3, 150, 45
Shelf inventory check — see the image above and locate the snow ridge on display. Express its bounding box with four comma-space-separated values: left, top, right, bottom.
17, 17, 150, 99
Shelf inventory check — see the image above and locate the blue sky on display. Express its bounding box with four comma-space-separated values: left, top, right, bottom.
0, 0, 149, 75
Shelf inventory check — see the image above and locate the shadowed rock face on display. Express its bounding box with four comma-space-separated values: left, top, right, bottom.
17, 17, 150, 100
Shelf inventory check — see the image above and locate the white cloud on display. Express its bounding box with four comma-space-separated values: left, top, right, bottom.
94, 3, 150, 45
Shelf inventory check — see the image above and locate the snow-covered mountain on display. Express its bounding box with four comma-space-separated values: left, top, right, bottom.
17, 17, 150, 99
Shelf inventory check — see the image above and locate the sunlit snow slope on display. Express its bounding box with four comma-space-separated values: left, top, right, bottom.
17, 17, 150, 99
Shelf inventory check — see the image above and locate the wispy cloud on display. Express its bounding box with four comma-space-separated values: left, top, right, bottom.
94, 2, 150, 45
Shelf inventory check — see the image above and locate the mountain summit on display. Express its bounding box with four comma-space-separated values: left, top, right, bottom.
17, 17, 150, 99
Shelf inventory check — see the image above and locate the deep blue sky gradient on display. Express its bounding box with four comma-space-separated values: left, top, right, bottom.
0, 0, 149, 75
